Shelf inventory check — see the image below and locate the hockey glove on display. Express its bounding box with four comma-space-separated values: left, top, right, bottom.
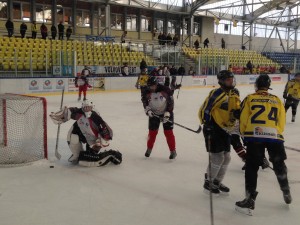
203, 124, 213, 136
234, 146, 246, 162
163, 112, 170, 123
49, 106, 69, 125
145, 106, 154, 117
261, 157, 270, 169
283, 92, 287, 99
175, 84, 182, 89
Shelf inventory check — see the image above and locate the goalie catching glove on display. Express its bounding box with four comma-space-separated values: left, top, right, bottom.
49, 106, 70, 125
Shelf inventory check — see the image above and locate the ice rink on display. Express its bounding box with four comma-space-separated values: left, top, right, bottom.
1, 83, 300, 225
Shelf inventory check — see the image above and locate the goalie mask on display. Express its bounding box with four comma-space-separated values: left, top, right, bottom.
82, 100, 94, 118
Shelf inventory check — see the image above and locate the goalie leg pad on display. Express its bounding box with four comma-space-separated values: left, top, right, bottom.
68, 134, 83, 162
78, 150, 122, 167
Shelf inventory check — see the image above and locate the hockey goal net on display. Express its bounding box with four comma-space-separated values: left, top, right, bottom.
0, 94, 47, 166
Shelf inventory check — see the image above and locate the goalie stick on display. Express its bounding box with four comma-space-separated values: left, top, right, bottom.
153, 114, 202, 134
54, 87, 65, 160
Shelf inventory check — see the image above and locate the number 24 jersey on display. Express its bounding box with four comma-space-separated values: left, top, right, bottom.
240, 90, 286, 143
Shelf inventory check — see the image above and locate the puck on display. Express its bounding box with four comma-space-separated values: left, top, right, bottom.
50, 166, 54, 168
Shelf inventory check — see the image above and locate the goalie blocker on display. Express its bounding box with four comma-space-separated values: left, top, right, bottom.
50, 100, 122, 167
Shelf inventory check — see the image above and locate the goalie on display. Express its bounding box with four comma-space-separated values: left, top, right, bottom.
50, 100, 122, 167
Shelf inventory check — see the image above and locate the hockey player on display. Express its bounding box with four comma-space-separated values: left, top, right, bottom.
75, 72, 92, 101
135, 69, 149, 97
49, 100, 122, 167
199, 70, 241, 194
235, 74, 291, 216
283, 73, 300, 122
165, 75, 182, 94
142, 76, 177, 159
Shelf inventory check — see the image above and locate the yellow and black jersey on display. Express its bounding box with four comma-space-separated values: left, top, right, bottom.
198, 88, 240, 130
283, 79, 300, 99
240, 90, 285, 143
138, 74, 149, 87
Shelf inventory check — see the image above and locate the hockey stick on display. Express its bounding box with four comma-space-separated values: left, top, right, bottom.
176, 75, 184, 99
54, 87, 65, 160
207, 135, 215, 225
153, 114, 202, 133
285, 146, 300, 152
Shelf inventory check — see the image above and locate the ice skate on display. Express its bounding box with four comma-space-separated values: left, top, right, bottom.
145, 149, 152, 157
203, 174, 220, 195
78, 96, 81, 101
169, 150, 177, 159
291, 115, 295, 122
235, 191, 258, 216
283, 189, 292, 204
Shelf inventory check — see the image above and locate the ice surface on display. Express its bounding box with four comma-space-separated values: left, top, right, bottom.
0, 84, 299, 225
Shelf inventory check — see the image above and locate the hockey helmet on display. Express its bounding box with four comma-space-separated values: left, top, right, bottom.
147, 76, 158, 86
255, 74, 271, 90
82, 100, 94, 117
217, 70, 235, 89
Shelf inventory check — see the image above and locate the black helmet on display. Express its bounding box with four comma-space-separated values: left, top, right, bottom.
217, 70, 234, 80
255, 74, 271, 90
217, 70, 235, 89
147, 76, 158, 86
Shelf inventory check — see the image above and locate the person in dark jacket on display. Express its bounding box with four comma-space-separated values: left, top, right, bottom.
66, 26, 72, 40
58, 22, 64, 40
40, 23, 48, 39
5, 18, 14, 37
51, 25, 57, 40
140, 58, 148, 72
20, 22, 27, 38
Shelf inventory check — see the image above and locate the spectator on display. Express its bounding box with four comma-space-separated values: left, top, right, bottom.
5, 18, 14, 37
188, 66, 196, 75
246, 60, 253, 74
121, 63, 129, 76
31, 21, 37, 39
66, 26, 72, 40
280, 65, 288, 73
58, 21, 64, 40
256, 65, 260, 74
150, 67, 159, 76
203, 38, 209, 48
228, 64, 233, 72
140, 58, 148, 72
221, 38, 225, 49
121, 31, 127, 43
51, 25, 57, 40
158, 32, 162, 45
178, 65, 185, 75
173, 34, 179, 46
169, 65, 178, 76
20, 22, 27, 38
161, 33, 167, 45
166, 33, 172, 45
194, 39, 200, 49
40, 23, 48, 39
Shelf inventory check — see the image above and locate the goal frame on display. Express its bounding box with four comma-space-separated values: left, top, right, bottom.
0, 94, 48, 160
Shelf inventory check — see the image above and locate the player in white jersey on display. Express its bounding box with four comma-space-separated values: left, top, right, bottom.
141, 76, 177, 159
50, 101, 122, 167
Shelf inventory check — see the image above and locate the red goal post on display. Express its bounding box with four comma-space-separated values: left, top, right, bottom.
0, 94, 47, 166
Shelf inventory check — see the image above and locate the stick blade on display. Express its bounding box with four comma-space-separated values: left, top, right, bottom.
235, 205, 253, 216
55, 151, 61, 160
195, 125, 202, 134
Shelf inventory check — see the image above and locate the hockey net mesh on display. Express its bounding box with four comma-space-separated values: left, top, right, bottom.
0, 94, 47, 167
